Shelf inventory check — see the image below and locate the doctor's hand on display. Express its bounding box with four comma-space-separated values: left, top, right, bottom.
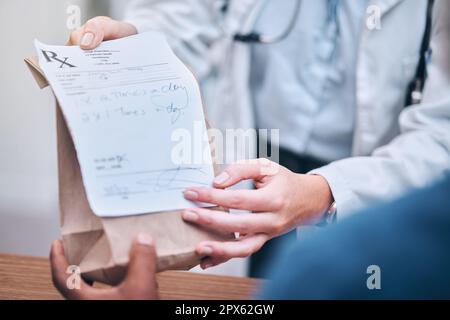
182, 159, 334, 269
50, 233, 159, 300
68, 16, 137, 49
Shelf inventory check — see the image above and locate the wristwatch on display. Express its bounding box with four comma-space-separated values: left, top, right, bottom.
317, 201, 337, 226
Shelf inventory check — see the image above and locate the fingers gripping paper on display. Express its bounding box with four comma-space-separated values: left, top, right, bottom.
27, 32, 231, 284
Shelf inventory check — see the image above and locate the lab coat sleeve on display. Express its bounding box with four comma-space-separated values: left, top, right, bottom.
123, 0, 223, 79
311, 2, 450, 219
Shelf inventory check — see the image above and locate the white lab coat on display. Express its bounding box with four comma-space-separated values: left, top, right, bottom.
124, 0, 450, 217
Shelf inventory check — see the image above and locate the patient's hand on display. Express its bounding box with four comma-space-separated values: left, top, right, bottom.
182, 159, 333, 269
50, 233, 159, 300
68, 16, 138, 50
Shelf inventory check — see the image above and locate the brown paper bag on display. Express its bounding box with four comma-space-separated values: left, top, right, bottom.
25, 56, 231, 285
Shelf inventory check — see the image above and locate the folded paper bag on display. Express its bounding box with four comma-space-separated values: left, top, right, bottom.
25, 56, 232, 285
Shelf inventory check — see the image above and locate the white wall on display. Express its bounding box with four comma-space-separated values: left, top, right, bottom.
0, 0, 108, 256
108, 0, 128, 20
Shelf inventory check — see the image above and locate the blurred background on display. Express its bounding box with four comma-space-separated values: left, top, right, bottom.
0, 0, 246, 277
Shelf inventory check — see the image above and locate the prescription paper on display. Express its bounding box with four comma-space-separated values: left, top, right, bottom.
34, 32, 214, 217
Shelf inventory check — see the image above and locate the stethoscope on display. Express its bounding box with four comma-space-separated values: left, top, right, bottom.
222, 0, 302, 44
222, 0, 435, 106
405, 0, 435, 106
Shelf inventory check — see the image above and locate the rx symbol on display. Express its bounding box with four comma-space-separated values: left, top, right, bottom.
41, 50, 77, 68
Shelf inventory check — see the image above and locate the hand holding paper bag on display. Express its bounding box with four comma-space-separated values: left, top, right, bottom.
25, 32, 232, 285
50, 234, 159, 300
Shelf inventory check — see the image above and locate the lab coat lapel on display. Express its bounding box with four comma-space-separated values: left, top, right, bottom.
225, 0, 263, 34
370, 0, 404, 17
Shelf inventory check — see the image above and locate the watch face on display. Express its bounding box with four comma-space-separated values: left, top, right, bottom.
330, 202, 337, 214
316, 202, 336, 227
326, 212, 337, 224
326, 202, 337, 224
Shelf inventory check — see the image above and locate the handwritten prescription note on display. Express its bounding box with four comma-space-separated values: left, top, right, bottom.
35, 32, 214, 217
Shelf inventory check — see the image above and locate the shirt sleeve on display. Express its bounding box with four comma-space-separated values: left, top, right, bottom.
310, 0, 450, 219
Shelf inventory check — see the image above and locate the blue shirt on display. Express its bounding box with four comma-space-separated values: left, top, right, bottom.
259, 175, 450, 299
251, 0, 369, 162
